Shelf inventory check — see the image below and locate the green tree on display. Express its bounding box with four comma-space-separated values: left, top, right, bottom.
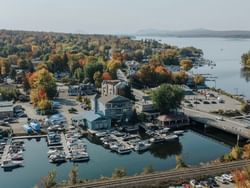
73, 67, 84, 82
93, 71, 103, 88
84, 62, 103, 82
112, 168, 126, 179
9, 68, 17, 80
68, 166, 78, 185
151, 84, 184, 113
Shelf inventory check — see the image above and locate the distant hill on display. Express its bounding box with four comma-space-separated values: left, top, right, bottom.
136, 29, 250, 38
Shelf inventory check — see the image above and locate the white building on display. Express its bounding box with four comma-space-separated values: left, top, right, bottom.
101, 80, 128, 97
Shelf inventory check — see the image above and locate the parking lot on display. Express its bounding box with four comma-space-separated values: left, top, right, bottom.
184, 90, 242, 113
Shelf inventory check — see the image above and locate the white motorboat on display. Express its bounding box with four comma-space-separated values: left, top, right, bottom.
1, 159, 23, 168
173, 130, 185, 135
117, 146, 132, 154
165, 134, 178, 141
134, 142, 151, 152
109, 143, 119, 151
71, 152, 89, 162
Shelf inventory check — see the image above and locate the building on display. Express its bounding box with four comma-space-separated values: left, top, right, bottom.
71, 111, 111, 130
157, 113, 189, 128
92, 95, 132, 121
125, 60, 139, 76
68, 83, 96, 96
101, 80, 128, 97
0, 101, 13, 119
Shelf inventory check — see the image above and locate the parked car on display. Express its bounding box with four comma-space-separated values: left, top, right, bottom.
203, 101, 210, 104
211, 101, 217, 104
190, 180, 202, 188
221, 174, 233, 182
216, 116, 224, 121
214, 176, 228, 184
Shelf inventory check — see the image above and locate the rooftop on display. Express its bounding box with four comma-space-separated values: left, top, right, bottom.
72, 111, 105, 122
99, 95, 130, 105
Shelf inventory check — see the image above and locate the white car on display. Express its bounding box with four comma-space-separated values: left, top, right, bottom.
189, 180, 202, 188
215, 176, 227, 184
221, 174, 233, 182
216, 116, 224, 121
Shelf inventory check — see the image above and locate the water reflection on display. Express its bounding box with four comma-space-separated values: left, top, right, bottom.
149, 140, 182, 159
241, 67, 250, 82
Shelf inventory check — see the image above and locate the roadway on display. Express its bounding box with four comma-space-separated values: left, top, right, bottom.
183, 107, 250, 139
62, 159, 250, 188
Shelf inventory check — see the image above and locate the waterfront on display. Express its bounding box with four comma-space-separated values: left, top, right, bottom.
0, 129, 231, 188
137, 36, 250, 99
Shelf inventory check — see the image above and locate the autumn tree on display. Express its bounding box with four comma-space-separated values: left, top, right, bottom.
29, 68, 57, 107
40, 170, 57, 188
107, 59, 122, 79
102, 72, 112, 80
112, 168, 126, 179
180, 59, 193, 71
193, 74, 205, 87
68, 166, 78, 185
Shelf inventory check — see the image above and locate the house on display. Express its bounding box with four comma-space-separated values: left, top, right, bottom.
68, 83, 96, 96
125, 60, 139, 76
101, 80, 128, 97
71, 111, 111, 130
92, 95, 132, 121
157, 113, 189, 128
0, 101, 13, 119
133, 89, 160, 120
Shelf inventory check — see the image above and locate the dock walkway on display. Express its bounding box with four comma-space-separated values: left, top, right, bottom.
60, 133, 70, 157
0, 139, 10, 164
110, 134, 133, 149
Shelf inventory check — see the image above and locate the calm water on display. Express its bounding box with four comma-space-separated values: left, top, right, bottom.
0, 130, 230, 188
137, 36, 250, 99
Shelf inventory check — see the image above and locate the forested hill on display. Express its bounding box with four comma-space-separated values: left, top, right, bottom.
136, 29, 250, 38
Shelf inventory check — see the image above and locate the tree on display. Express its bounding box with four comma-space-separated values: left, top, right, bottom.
73, 67, 84, 82
180, 59, 193, 71
84, 62, 103, 82
102, 72, 112, 80
142, 165, 154, 175
241, 103, 250, 113
112, 168, 126, 179
107, 59, 122, 79
193, 74, 205, 87
230, 145, 242, 160
29, 68, 57, 106
175, 155, 187, 169
40, 171, 57, 188
9, 68, 17, 80
93, 71, 103, 88
68, 166, 78, 185
232, 169, 249, 188
243, 144, 250, 159
151, 84, 184, 113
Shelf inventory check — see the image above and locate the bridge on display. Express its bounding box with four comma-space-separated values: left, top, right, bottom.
62, 160, 250, 188
183, 107, 250, 140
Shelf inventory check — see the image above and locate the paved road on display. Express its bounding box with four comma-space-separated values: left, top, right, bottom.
183, 107, 250, 139
62, 160, 250, 188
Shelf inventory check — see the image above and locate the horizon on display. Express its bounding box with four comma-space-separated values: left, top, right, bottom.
0, 0, 250, 34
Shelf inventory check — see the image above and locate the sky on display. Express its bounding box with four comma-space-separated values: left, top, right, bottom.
0, 0, 250, 34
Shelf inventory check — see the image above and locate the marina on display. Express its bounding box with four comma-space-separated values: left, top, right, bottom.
0, 128, 231, 188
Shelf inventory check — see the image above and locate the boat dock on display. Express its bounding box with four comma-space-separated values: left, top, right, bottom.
0, 140, 10, 164
110, 134, 133, 149
60, 133, 70, 157
12, 135, 47, 140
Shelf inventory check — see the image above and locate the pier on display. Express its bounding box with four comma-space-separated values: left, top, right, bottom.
0, 140, 10, 164
12, 135, 47, 140
110, 134, 134, 149
60, 133, 70, 157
